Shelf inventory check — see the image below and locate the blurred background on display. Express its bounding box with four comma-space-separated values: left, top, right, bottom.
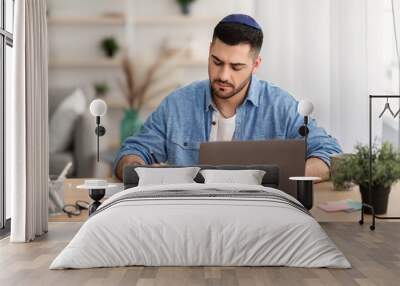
46, 0, 400, 179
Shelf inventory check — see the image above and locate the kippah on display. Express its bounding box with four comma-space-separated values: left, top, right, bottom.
220, 14, 262, 31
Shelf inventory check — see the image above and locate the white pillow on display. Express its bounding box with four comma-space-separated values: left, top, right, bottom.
200, 169, 266, 185
136, 167, 201, 186
49, 89, 87, 154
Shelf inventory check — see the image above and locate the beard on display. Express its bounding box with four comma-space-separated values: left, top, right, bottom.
211, 75, 252, 100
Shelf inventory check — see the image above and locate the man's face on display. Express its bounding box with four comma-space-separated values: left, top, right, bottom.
208, 38, 261, 100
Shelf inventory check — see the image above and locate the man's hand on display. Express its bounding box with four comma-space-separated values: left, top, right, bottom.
305, 157, 330, 183
115, 154, 146, 181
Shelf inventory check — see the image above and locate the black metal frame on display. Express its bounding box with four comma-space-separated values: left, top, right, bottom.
359, 95, 400, 231
0, 0, 14, 233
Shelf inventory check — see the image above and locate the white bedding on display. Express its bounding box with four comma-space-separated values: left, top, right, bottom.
50, 183, 351, 269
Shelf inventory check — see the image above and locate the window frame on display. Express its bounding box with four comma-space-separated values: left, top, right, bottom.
0, 0, 14, 233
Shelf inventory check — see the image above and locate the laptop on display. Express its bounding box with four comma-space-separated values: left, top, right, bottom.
199, 140, 305, 197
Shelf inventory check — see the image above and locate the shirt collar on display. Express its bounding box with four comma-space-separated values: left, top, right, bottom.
204, 74, 261, 112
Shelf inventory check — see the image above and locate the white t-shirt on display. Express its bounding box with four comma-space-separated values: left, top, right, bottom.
209, 107, 236, 141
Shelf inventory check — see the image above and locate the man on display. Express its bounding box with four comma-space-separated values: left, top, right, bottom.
114, 14, 342, 181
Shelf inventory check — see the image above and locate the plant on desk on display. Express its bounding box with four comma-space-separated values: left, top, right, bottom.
332, 142, 400, 214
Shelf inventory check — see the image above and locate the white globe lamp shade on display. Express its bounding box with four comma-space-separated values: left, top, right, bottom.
90, 99, 107, 117
298, 100, 314, 116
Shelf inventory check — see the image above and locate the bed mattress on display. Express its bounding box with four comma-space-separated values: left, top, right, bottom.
50, 183, 351, 269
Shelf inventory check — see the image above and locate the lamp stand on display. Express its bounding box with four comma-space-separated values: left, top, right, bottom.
94, 116, 106, 162
298, 116, 309, 162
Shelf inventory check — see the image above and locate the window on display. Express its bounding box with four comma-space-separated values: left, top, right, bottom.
1, 0, 14, 232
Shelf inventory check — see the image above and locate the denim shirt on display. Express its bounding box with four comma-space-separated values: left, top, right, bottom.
113, 75, 342, 173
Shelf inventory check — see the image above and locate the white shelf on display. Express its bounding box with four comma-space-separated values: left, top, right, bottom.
134, 15, 219, 25
48, 15, 218, 26
48, 15, 125, 25
49, 58, 122, 69
49, 58, 207, 69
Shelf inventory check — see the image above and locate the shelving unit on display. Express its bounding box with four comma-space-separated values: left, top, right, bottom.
47, 0, 255, 86
49, 58, 122, 69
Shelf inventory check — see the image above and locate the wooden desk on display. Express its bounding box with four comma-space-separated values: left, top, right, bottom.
49, 179, 400, 223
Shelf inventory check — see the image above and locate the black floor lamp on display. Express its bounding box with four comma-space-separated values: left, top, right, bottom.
359, 94, 400, 230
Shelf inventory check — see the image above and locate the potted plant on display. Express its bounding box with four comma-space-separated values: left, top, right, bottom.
119, 49, 179, 145
332, 142, 400, 214
100, 37, 120, 58
176, 0, 196, 15
330, 153, 355, 191
94, 82, 109, 97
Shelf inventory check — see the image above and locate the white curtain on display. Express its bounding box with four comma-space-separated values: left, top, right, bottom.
7, 0, 49, 242
255, 0, 374, 152
256, 0, 332, 131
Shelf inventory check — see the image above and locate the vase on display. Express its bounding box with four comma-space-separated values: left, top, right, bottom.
120, 109, 142, 145
105, 49, 116, 58
359, 184, 391, 215
180, 3, 191, 15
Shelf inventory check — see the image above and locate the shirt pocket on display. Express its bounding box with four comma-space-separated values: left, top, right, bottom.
167, 134, 202, 165
170, 134, 201, 150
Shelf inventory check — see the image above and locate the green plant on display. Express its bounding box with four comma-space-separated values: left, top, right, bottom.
94, 82, 109, 96
333, 142, 400, 189
100, 37, 119, 58
176, 0, 196, 14
176, 0, 195, 5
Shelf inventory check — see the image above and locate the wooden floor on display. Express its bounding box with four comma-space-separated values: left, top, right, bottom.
3, 181, 400, 285
1, 221, 400, 286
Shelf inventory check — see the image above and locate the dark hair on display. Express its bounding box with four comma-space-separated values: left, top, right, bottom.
212, 22, 263, 55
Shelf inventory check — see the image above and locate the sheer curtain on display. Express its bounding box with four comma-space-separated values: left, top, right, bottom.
7, 0, 49, 242
255, 0, 378, 152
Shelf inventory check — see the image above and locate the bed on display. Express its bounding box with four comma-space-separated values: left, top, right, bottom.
50, 165, 351, 269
